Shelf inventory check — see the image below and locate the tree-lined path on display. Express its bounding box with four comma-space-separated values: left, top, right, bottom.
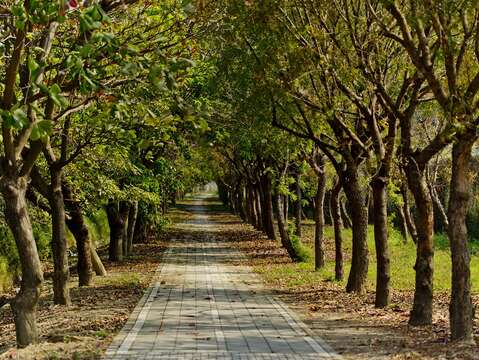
105, 196, 337, 360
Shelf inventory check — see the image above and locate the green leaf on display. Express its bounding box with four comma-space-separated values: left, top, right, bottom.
49, 84, 69, 108
30, 120, 53, 141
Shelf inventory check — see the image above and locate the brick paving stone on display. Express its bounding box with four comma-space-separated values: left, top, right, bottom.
105, 197, 339, 360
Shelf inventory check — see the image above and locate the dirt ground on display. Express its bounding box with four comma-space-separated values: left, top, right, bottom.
0, 238, 169, 360
213, 210, 479, 360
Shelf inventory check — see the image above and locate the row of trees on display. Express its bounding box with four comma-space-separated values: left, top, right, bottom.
0, 0, 210, 348
199, 0, 478, 344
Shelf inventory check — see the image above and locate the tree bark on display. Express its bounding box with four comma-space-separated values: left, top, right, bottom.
401, 184, 418, 244
331, 177, 344, 281
314, 170, 326, 270
91, 246, 107, 276
106, 201, 129, 262
127, 201, 139, 254
63, 183, 94, 286
1, 177, 43, 347
49, 166, 71, 305
448, 137, 476, 343
254, 186, 263, 230
293, 171, 302, 237
405, 162, 434, 325
340, 197, 352, 229
396, 203, 409, 243
371, 175, 390, 308
261, 174, 276, 240
275, 193, 299, 261
342, 166, 369, 294
430, 184, 449, 234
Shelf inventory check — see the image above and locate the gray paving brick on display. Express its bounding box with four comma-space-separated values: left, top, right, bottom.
104, 197, 339, 360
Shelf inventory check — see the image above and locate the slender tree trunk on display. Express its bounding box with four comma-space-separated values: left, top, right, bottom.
248, 185, 257, 227
405, 162, 434, 325
340, 197, 352, 229
275, 193, 299, 261
314, 171, 326, 270
49, 166, 71, 305
284, 194, 289, 221
397, 204, 409, 243
342, 166, 369, 294
120, 207, 131, 257
401, 184, 418, 244
430, 184, 449, 234
331, 177, 344, 281
261, 175, 276, 240
91, 246, 107, 276
254, 186, 263, 230
371, 174, 390, 308
448, 137, 476, 343
127, 201, 139, 254
1, 177, 43, 347
294, 171, 302, 237
63, 184, 94, 286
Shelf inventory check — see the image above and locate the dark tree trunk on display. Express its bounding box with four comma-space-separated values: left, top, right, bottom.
106, 201, 129, 262
284, 194, 289, 221
331, 177, 344, 281
1, 177, 43, 347
63, 183, 93, 286
49, 166, 70, 305
405, 162, 434, 326
261, 175, 276, 240
293, 171, 302, 237
371, 174, 390, 308
127, 201, 139, 254
248, 185, 257, 227
314, 171, 326, 270
342, 166, 369, 294
448, 137, 475, 342
401, 184, 418, 244
275, 193, 299, 261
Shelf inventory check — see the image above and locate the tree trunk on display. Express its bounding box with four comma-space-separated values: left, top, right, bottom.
371, 175, 390, 308
91, 246, 107, 276
127, 201, 139, 254
430, 184, 449, 234
254, 186, 263, 230
342, 167, 369, 294
314, 171, 326, 270
275, 193, 299, 261
49, 166, 71, 305
331, 177, 344, 281
448, 137, 476, 343
248, 185, 257, 228
405, 162, 434, 326
63, 184, 94, 286
397, 204, 409, 243
340, 197, 352, 229
294, 171, 302, 237
106, 201, 128, 262
1, 177, 43, 347
401, 184, 418, 244
261, 175, 276, 240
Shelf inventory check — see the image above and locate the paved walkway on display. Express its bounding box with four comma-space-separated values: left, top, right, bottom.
105, 198, 338, 359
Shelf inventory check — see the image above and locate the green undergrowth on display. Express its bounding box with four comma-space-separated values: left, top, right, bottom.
257, 222, 479, 294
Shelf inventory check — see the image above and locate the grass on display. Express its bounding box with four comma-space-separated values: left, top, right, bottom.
258, 221, 479, 293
